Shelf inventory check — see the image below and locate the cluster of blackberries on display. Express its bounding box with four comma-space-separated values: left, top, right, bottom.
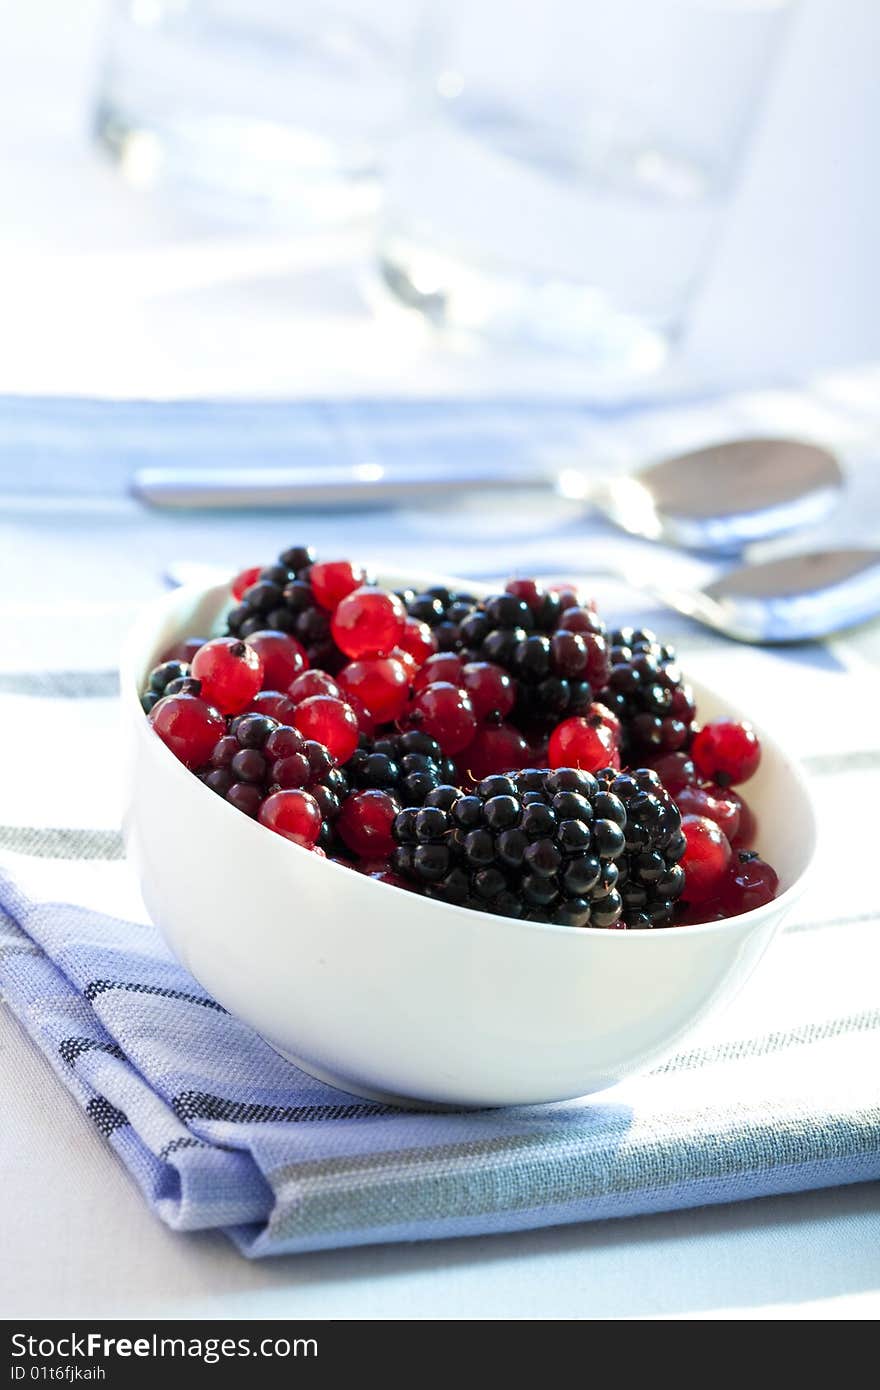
398, 584, 479, 652
140, 659, 201, 713
198, 712, 347, 851
345, 730, 457, 807
391, 768, 629, 928
595, 767, 686, 927
225, 544, 343, 672
598, 629, 697, 757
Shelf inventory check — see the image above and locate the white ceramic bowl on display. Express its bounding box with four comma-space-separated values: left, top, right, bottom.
121, 573, 816, 1108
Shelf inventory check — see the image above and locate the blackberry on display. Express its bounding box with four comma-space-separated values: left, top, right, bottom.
140, 659, 199, 713
398, 585, 479, 652
225, 544, 345, 673
595, 766, 686, 928
345, 729, 457, 807
199, 714, 348, 851
457, 592, 610, 730
390, 767, 627, 928
598, 629, 696, 756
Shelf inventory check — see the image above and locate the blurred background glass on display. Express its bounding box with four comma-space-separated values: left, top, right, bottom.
95, 0, 413, 226
380, 0, 794, 371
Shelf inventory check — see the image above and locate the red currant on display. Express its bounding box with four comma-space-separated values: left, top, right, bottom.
244, 630, 308, 690
337, 789, 400, 858
730, 790, 758, 848
258, 790, 322, 848
410, 682, 477, 755
692, 719, 761, 786
149, 693, 224, 769
293, 695, 359, 765
413, 652, 464, 692
288, 669, 341, 703
680, 815, 732, 904
390, 647, 419, 682
338, 657, 409, 724
460, 721, 530, 782
397, 616, 436, 665
343, 690, 376, 735
309, 560, 367, 611
231, 565, 262, 601
588, 701, 621, 746
651, 750, 698, 794
461, 662, 515, 720
548, 716, 618, 773
160, 635, 207, 664
719, 853, 779, 915
191, 637, 263, 715
246, 690, 298, 724
675, 783, 741, 843
331, 586, 406, 660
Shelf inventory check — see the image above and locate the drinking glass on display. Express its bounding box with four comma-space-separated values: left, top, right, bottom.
379, 0, 795, 370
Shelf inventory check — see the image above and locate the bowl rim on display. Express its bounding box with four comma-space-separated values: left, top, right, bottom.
121, 568, 817, 942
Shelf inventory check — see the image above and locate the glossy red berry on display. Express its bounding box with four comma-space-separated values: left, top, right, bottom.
309, 560, 367, 611
587, 701, 621, 746
397, 616, 436, 665
288, 669, 341, 703
651, 750, 698, 794
680, 815, 733, 904
461, 662, 515, 720
244, 630, 308, 690
413, 652, 464, 692
410, 682, 477, 755
719, 852, 779, 915
390, 647, 420, 682
331, 586, 406, 659
459, 721, 530, 782
548, 582, 592, 611
505, 577, 546, 613
293, 695, 359, 765
231, 565, 263, 601
246, 690, 298, 724
730, 790, 758, 848
692, 719, 761, 787
337, 789, 400, 859
258, 790, 322, 848
160, 635, 207, 664
338, 657, 410, 724
548, 715, 618, 773
675, 784, 741, 843
149, 693, 224, 769
191, 637, 263, 715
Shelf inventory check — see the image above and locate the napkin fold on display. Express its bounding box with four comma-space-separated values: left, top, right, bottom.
1, 869, 877, 1257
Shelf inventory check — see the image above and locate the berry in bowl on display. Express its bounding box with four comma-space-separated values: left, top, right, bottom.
121, 549, 815, 1107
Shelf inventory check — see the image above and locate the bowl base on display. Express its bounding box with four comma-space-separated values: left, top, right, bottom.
267, 1041, 461, 1112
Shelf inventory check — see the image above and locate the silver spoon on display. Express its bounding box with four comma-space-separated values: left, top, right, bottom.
135, 436, 843, 555
164, 547, 880, 644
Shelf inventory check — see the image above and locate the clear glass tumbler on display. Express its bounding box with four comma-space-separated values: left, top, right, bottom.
95, 0, 412, 225
379, 0, 794, 371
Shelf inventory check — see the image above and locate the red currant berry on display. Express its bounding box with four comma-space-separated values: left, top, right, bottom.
288, 669, 341, 703
338, 657, 409, 724
460, 721, 530, 782
675, 783, 741, 843
309, 560, 368, 611
719, 853, 779, 915
680, 815, 732, 904
293, 695, 359, 765
343, 690, 376, 735
390, 647, 420, 682
360, 865, 411, 890
461, 662, 515, 720
729, 790, 758, 848
191, 637, 263, 715
331, 586, 406, 659
160, 635, 207, 664
397, 616, 436, 665
651, 750, 698, 794
548, 716, 618, 773
246, 691, 298, 724
588, 701, 621, 746
410, 682, 477, 755
244, 630, 308, 690
692, 719, 761, 786
231, 565, 262, 601
149, 693, 225, 769
258, 790, 322, 848
337, 789, 400, 859
412, 652, 464, 692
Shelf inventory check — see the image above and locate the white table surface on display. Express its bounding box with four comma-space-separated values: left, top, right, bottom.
1, 0, 878, 1321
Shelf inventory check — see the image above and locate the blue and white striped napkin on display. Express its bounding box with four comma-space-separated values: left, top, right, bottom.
0, 391, 878, 1257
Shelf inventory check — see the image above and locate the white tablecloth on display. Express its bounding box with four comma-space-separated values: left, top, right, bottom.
0, 0, 878, 1321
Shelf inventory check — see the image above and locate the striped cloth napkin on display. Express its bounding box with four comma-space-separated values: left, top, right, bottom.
0, 391, 879, 1257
